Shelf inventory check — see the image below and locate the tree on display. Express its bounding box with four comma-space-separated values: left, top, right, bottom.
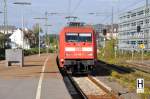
23, 29, 36, 48
32, 23, 43, 47
0, 32, 4, 48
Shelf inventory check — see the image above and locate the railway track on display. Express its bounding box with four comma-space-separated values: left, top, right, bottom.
72, 75, 119, 99
60, 68, 87, 99
98, 61, 131, 74
126, 62, 150, 73
98, 60, 150, 74
60, 67, 119, 99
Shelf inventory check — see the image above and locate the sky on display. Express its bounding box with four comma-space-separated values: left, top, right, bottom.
0, 0, 148, 34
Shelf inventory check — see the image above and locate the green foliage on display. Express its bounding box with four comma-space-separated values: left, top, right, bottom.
48, 35, 58, 51
111, 71, 121, 79
24, 48, 54, 56
98, 39, 117, 61
32, 23, 43, 47
0, 33, 4, 48
0, 48, 5, 60
98, 39, 150, 64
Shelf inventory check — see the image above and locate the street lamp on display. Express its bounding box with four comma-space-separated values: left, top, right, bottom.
13, 2, 31, 49
33, 17, 47, 56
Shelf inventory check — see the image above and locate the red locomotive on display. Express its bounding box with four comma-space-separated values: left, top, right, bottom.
58, 22, 97, 74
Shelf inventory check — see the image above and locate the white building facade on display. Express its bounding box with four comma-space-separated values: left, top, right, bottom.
118, 5, 150, 51
9, 29, 30, 49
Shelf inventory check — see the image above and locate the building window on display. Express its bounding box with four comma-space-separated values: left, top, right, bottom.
131, 22, 136, 26
145, 19, 149, 24
138, 41, 143, 44
131, 13, 136, 17
131, 41, 136, 45
144, 29, 149, 33
137, 10, 144, 15
145, 8, 149, 14
137, 20, 143, 26
144, 40, 148, 44
127, 15, 130, 18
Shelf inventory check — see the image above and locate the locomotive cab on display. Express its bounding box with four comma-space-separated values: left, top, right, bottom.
59, 22, 97, 74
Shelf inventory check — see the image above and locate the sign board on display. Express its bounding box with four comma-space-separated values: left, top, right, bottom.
139, 44, 145, 49
137, 78, 144, 93
5, 49, 24, 67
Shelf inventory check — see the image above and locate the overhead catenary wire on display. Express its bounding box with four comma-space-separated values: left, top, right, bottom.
118, 0, 145, 14
71, 0, 84, 15
68, 0, 71, 16
92, 0, 146, 24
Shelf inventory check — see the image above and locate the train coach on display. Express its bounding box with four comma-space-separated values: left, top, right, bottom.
58, 22, 97, 74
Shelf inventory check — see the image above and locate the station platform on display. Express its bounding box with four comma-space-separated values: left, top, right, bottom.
0, 53, 71, 99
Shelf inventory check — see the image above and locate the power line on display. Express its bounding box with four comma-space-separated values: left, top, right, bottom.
71, 0, 83, 15
119, 0, 145, 13
68, 0, 71, 16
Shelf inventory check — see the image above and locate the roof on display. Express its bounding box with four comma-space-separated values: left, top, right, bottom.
0, 25, 16, 30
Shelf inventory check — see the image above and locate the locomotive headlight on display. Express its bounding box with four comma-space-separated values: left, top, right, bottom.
60, 59, 64, 62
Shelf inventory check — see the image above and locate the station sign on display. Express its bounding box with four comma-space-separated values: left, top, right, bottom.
139, 44, 145, 49
137, 78, 144, 93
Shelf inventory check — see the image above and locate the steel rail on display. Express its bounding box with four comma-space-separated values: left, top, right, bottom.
88, 76, 119, 99
59, 68, 87, 99
67, 74, 88, 99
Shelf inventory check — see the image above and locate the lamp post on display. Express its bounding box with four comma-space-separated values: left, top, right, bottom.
33, 17, 47, 56
45, 12, 59, 53
0, 11, 4, 48
44, 24, 52, 53
13, 2, 31, 49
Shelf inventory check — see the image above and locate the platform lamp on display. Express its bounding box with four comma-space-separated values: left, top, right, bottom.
33, 17, 48, 56
0, 11, 4, 48
44, 24, 52, 53
13, 2, 31, 49
45, 12, 59, 53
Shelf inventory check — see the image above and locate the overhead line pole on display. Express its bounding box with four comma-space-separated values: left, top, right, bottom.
111, 7, 114, 35
33, 17, 47, 56
45, 12, 49, 53
146, 0, 149, 50
3, 0, 8, 48
13, 2, 31, 49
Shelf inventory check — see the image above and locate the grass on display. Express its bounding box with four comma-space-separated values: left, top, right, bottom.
110, 70, 150, 97
98, 39, 150, 98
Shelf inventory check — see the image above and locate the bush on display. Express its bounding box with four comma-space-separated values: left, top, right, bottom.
0, 48, 5, 60
24, 48, 55, 56
111, 71, 121, 79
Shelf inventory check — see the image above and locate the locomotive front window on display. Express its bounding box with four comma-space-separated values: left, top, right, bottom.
65, 33, 78, 42
65, 33, 92, 42
79, 33, 92, 42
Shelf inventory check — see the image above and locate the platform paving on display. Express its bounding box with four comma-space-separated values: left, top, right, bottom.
0, 53, 71, 99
